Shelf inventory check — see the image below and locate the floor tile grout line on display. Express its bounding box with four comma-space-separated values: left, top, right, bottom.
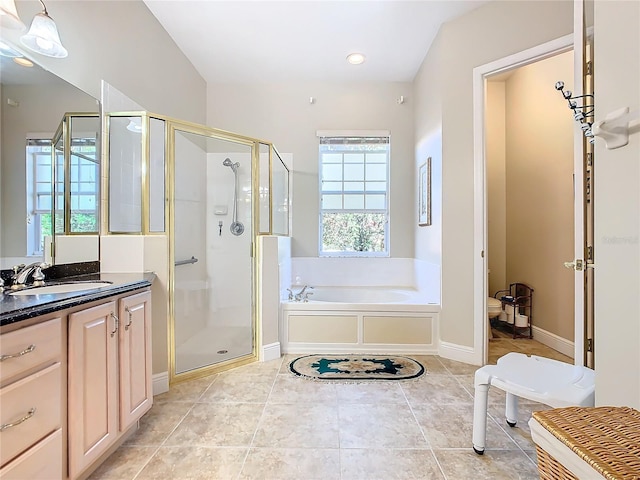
400, 371, 449, 480
130, 445, 162, 480
234, 355, 286, 480
130, 396, 200, 480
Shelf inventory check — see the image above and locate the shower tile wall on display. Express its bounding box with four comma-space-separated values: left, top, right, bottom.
206, 153, 252, 328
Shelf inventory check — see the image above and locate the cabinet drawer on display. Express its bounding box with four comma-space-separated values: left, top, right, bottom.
0, 362, 62, 466
0, 317, 62, 386
0, 429, 63, 480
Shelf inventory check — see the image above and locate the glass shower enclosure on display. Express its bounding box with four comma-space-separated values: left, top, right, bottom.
171, 127, 255, 374
106, 112, 290, 383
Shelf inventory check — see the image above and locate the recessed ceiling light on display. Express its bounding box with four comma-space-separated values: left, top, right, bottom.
13, 56, 33, 67
346, 53, 365, 65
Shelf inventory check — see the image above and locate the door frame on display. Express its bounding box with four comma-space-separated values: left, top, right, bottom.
472, 33, 578, 365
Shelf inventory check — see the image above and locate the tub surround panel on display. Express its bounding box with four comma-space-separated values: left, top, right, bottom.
363, 316, 432, 345
282, 303, 439, 355
288, 315, 358, 344
413, 259, 441, 304
291, 257, 415, 288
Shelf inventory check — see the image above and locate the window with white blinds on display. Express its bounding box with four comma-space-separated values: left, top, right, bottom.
318, 134, 389, 256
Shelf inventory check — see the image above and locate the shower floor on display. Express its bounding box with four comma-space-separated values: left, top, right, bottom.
175, 324, 253, 374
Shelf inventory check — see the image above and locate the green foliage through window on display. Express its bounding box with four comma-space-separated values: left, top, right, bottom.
322, 213, 386, 253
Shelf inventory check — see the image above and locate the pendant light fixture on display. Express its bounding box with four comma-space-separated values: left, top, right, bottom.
0, 0, 25, 30
20, 0, 68, 58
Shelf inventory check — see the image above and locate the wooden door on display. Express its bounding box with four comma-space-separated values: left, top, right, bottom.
119, 291, 153, 431
67, 301, 118, 479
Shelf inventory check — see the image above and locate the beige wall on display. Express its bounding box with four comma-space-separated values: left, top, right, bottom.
504, 51, 574, 341
413, 29, 444, 268
486, 81, 507, 296
414, 0, 574, 348
593, 0, 640, 408
206, 82, 415, 258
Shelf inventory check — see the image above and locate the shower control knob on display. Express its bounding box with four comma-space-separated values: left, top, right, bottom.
230, 221, 244, 236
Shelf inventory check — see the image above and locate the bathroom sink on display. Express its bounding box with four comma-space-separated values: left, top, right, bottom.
9, 281, 113, 296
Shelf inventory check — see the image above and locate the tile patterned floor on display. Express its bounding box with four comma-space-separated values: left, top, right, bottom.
89, 340, 568, 480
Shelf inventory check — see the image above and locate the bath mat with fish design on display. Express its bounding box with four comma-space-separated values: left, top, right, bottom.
289, 355, 425, 381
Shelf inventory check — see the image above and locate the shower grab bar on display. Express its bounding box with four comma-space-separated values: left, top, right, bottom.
175, 256, 198, 266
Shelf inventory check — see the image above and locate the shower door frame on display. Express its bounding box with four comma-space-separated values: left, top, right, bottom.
167, 119, 262, 384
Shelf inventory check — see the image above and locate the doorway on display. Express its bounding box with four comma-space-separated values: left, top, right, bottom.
472, 32, 592, 366
485, 50, 575, 362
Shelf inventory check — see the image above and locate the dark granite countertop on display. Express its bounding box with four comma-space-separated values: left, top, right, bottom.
0, 272, 155, 327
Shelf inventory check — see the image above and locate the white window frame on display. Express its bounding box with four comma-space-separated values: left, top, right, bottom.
26, 139, 53, 257
317, 131, 390, 257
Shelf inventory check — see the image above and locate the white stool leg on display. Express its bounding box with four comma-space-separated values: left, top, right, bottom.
505, 392, 519, 427
472, 382, 489, 454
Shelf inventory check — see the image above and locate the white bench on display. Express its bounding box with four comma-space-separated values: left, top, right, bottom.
472, 352, 595, 454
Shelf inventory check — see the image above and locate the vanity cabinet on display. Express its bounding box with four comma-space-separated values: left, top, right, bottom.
0, 317, 64, 480
68, 290, 152, 479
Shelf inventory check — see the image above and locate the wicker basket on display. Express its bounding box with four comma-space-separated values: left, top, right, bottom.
532, 406, 640, 480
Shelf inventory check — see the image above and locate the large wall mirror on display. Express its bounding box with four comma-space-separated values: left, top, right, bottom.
0, 46, 100, 269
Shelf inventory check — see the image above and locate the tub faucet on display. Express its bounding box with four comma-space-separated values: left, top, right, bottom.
288, 285, 313, 302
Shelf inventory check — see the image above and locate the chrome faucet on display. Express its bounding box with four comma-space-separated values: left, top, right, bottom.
11, 262, 51, 289
287, 285, 314, 302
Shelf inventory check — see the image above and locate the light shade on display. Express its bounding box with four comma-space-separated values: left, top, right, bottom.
20, 11, 67, 58
0, 40, 22, 57
0, 0, 25, 30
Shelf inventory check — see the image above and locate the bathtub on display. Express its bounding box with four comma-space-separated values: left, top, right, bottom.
280, 286, 440, 355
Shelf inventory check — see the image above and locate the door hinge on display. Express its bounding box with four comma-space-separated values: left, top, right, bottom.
586, 61, 593, 75
587, 338, 593, 352
586, 246, 594, 262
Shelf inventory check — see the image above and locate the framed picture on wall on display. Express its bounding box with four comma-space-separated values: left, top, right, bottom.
418, 158, 432, 226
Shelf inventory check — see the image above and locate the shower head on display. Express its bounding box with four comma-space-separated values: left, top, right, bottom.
223, 158, 240, 173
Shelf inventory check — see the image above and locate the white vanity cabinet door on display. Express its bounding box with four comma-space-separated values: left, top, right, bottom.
68, 301, 119, 480
118, 291, 153, 431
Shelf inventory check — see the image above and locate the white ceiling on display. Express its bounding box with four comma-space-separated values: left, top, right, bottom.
144, 1, 486, 84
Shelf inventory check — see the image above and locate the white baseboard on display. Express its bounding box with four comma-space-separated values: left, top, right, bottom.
282, 343, 438, 355
153, 372, 169, 396
532, 326, 575, 359
261, 342, 281, 362
439, 341, 482, 366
